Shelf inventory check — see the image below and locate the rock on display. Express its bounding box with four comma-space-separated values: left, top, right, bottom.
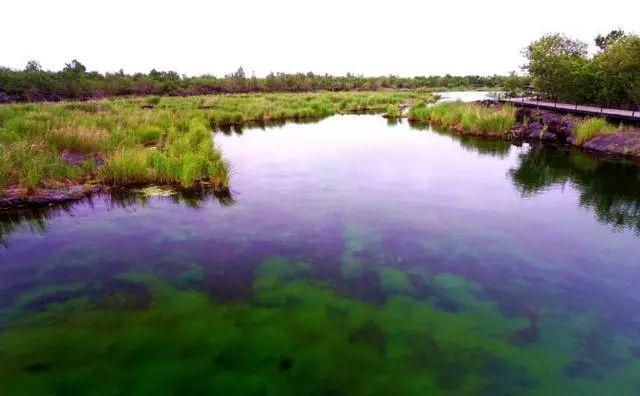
539, 111, 573, 141
0, 185, 99, 208
0, 91, 15, 104
60, 150, 104, 166
515, 107, 535, 123
516, 110, 574, 142
581, 131, 640, 158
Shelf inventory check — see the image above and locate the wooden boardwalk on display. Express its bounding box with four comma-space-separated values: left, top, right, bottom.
498, 97, 640, 123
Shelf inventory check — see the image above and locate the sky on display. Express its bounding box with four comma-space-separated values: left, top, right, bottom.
2, 0, 638, 77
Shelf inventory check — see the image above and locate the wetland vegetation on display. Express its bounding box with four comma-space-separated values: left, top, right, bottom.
0, 91, 434, 199
408, 101, 517, 136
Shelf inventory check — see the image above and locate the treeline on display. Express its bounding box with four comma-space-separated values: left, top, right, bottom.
523, 30, 640, 109
0, 61, 512, 103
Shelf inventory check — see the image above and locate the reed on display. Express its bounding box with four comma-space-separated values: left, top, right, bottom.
409, 101, 515, 135
573, 118, 617, 145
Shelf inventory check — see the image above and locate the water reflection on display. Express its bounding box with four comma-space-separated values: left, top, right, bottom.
509, 144, 640, 233
0, 188, 234, 247
214, 117, 327, 135
418, 122, 512, 158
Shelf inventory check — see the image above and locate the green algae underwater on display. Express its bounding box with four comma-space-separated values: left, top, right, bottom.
2, 114, 640, 395
5, 255, 638, 396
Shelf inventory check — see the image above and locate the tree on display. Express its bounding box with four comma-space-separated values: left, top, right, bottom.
24, 60, 42, 72
61, 59, 88, 98
503, 71, 523, 97
63, 59, 87, 75
593, 35, 640, 107
523, 33, 588, 101
595, 29, 626, 50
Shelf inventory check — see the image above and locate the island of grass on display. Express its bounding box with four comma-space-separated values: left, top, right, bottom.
0, 91, 435, 206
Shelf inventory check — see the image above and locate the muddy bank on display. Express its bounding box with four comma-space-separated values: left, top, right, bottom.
0, 185, 100, 209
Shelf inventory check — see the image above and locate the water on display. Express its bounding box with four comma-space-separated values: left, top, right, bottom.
1, 113, 640, 395
436, 91, 496, 102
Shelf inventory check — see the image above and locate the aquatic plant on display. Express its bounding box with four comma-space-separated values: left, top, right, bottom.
2, 254, 639, 395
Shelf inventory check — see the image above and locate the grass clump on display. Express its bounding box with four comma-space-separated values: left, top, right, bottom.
409, 101, 515, 135
134, 125, 164, 145
100, 148, 151, 185
573, 118, 618, 145
50, 126, 110, 153
384, 105, 401, 118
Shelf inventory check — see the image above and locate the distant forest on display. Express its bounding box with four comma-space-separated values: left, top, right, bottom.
0, 63, 513, 103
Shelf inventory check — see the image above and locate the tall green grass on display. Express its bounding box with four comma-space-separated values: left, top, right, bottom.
384, 105, 401, 118
573, 118, 618, 145
409, 101, 515, 135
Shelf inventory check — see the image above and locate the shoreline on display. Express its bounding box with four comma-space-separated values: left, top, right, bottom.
3, 99, 639, 210
408, 102, 640, 160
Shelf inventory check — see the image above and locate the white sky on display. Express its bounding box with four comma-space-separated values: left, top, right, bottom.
2, 0, 638, 77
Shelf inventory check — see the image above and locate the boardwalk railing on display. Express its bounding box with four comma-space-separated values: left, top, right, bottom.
495, 94, 640, 123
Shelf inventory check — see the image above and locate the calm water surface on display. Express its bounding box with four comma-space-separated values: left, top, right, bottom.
1, 112, 640, 395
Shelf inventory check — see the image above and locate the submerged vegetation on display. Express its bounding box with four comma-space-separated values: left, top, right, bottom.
0, 91, 434, 195
408, 101, 516, 135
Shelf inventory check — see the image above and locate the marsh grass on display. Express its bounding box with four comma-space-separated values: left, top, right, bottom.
409, 101, 515, 135
384, 105, 401, 118
50, 126, 111, 153
573, 118, 618, 145
1, 92, 431, 193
